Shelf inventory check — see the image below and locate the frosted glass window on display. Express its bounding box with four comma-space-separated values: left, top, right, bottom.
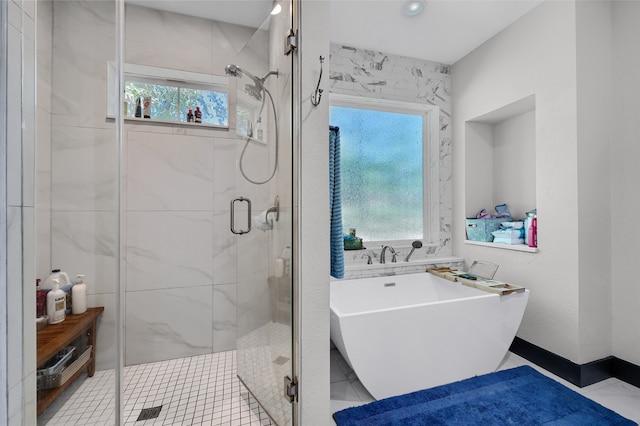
330, 104, 425, 242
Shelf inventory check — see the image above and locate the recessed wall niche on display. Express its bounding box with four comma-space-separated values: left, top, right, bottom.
465, 95, 536, 223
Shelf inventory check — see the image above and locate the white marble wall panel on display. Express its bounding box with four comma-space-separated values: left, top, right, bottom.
213, 137, 238, 201
87, 293, 117, 371
7, 207, 23, 391
212, 284, 237, 353
125, 286, 213, 365
5, 2, 37, 421
51, 211, 117, 294
50, 1, 114, 130
126, 132, 214, 211
51, 126, 117, 211
36, 0, 53, 281
330, 43, 453, 258
126, 211, 214, 291
213, 210, 236, 285
7, 24, 22, 207
236, 277, 271, 338
22, 207, 36, 380
7, 381, 22, 426
125, 4, 214, 74
23, 34, 36, 208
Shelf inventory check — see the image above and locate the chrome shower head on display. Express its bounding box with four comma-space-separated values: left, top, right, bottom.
225, 64, 263, 88
224, 64, 241, 77
225, 64, 279, 89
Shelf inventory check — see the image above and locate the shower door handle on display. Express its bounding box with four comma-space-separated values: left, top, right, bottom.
230, 197, 251, 235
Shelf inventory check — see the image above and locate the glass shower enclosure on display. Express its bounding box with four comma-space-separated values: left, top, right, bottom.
26, 0, 296, 424
230, 1, 295, 425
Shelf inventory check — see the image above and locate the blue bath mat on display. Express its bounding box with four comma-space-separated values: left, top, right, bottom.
333, 365, 636, 425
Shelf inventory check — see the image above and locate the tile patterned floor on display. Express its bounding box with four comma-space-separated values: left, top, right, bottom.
330, 348, 640, 424
38, 351, 273, 426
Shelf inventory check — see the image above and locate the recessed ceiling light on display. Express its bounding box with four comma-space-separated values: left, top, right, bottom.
404, 0, 426, 17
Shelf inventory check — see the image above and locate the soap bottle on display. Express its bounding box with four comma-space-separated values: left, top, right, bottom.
36, 278, 47, 318
194, 106, 202, 123
528, 217, 537, 248
187, 109, 194, 123
135, 97, 142, 118
47, 279, 66, 324
72, 274, 88, 315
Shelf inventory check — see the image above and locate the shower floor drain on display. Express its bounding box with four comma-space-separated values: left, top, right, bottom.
136, 405, 162, 421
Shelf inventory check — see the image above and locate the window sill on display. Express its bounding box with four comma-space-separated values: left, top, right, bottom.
465, 240, 538, 253
107, 115, 229, 130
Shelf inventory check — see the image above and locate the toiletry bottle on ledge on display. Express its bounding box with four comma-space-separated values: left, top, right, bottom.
143, 96, 151, 119
135, 97, 142, 118
194, 106, 202, 123
42, 268, 71, 290
47, 279, 66, 324
528, 217, 537, 248
187, 109, 194, 123
72, 274, 88, 315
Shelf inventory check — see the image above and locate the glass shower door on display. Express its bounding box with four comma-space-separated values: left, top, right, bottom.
234, 1, 294, 424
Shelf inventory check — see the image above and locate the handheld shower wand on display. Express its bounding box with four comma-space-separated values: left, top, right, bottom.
404, 240, 423, 262
225, 64, 280, 185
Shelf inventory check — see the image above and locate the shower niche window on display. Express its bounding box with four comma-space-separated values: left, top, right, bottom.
107, 62, 229, 127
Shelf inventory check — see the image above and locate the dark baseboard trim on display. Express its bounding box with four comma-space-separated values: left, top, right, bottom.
509, 337, 640, 388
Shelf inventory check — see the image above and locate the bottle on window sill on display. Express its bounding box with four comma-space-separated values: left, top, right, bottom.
187, 109, 194, 123
135, 97, 142, 118
143, 96, 151, 119
194, 106, 202, 123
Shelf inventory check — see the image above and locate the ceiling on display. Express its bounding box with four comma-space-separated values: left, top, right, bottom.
128, 0, 543, 65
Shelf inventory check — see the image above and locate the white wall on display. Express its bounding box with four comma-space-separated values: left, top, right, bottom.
574, 0, 613, 364
492, 111, 536, 220
453, 0, 619, 365
298, 0, 331, 423
611, 0, 640, 366
452, 1, 585, 362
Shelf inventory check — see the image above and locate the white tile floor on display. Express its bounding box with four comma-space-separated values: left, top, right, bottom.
330, 348, 640, 425
38, 351, 273, 426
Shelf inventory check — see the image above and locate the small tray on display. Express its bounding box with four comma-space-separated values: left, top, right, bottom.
427, 267, 460, 282
428, 268, 525, 295
458, 278, 525, 295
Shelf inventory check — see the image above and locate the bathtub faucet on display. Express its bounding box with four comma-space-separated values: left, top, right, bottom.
380, 245, 398, 264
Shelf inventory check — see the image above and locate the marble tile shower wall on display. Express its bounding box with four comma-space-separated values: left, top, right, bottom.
46, 1, 268, 369
329, 43, 453, 261
6, 1, 37, 425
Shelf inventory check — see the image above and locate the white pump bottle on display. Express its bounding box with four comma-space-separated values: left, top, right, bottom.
72, 274, 88, 315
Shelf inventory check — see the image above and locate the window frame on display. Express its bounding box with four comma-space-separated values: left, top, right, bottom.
330, 93, 440, 247
107, 62, 230, 129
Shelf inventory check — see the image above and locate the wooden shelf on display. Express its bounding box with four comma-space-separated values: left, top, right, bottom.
37, 307, 104, 416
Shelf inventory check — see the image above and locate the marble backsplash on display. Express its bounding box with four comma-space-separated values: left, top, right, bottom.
329, 43, 453, 257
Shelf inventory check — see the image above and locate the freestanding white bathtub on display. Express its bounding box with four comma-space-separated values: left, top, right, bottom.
330, 272, 530, 400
